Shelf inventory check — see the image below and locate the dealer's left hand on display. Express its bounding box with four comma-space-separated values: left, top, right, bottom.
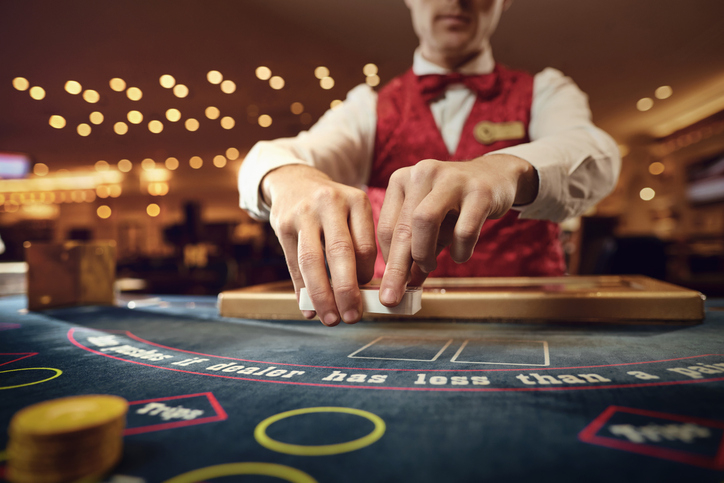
377, 153, 539, 307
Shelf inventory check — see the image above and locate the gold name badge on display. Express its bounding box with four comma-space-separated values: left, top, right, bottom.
473, 121, 526, 145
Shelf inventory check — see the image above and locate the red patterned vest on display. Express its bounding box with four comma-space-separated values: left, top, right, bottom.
367, 65, 565, 278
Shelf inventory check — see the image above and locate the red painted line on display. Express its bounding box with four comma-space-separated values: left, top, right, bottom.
68, 328, 724, 392
0, 352, 38, 367
586, 435, 722, 470
124, 415, 225, 436
128, 392, 219, 406
579, 405, 724, 470
117, 329, 724, 373
122, 392, 228, 436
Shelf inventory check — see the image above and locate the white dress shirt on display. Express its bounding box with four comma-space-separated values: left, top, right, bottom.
239, 49, 621, 223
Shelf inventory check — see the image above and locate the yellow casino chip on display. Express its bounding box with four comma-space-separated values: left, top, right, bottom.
9, 395, 128, 438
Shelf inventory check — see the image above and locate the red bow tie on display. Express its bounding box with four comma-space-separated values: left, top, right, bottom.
417, 71, 500, 103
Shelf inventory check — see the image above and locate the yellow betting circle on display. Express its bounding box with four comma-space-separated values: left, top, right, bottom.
0, 367, 62, 390
254, 406, 386, 456
163, 462, 317, 483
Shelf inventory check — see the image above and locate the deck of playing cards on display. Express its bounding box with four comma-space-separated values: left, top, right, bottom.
299, 286, 422, 315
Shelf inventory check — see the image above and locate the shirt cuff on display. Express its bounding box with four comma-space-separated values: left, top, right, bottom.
489, 144, 570, 223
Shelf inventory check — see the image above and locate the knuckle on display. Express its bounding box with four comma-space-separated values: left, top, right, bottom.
326, 239, 355, 258
355, 241, 377, 261
297, 249, 323, 270
311, 185, 341, 206
383, 264, 409, 280
392, 222, 413, 243
455, 224, 481, 245
411, 209, 439, 232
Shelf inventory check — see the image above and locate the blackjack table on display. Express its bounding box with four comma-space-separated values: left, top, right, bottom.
1, 280, 723, 483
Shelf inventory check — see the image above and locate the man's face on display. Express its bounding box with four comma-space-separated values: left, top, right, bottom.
405, 0, 509, 63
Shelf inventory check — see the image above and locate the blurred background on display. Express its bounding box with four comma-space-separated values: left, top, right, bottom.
1, 0, 723, 297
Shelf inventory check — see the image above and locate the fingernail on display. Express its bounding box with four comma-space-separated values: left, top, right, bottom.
381, 288, 397, 305
302, 310, 316, 319
323, 313, 339, 326
343, 309, 359, 323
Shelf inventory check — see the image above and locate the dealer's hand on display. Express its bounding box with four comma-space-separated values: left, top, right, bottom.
377, 154, 539, 306
261, 164, 377, 326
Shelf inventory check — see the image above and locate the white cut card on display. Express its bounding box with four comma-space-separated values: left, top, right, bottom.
299, 286, 422, 315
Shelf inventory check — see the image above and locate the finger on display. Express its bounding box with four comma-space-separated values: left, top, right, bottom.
379, 195, 422, 307
321, 213, 364, 324
409, 188, 459, 273
297, 227, 339, 326
377, 172, 406, 264
449, 192, 489, 263
277, 230, 315, 319
348, 193, 377, 285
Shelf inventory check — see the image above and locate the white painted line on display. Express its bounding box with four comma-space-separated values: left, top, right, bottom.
348, 337, 453, 362
450, 339, 551, 366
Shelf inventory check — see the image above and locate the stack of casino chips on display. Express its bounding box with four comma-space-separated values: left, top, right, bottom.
6, 395, 129, 483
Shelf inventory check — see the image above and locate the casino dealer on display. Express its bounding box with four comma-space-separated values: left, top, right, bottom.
6, 395, 128, 483
238, 0, 621, 325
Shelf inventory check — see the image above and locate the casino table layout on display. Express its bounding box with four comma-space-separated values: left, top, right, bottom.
1, 293, 723, 483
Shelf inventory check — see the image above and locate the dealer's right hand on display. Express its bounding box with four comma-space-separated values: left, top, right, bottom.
261, 164, 377, 326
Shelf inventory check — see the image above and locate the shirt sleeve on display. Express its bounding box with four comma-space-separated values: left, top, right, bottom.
238, 84, 378, 221
491, 68, 622, 223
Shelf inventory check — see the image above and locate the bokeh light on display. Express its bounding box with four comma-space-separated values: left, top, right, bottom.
165, 157, 179, 170
95, 160, 110, 172
148, 120, 164, 133
269, 76, 284, 90
300, 113, 313, 125
655, 85, 673, 100
147, 203, 161, 217
89, 111, 104, 125
117, 159, 132, 172
226, 147, 240, 160
127, 110, 143, 124
207, 70, 223, 84
166, 108, 181, 122
205, 106, 220, 119
109, 185, 122, 198
97, 205, 112, 219
189, 156, 203, 169
258, 115, 272, 128
49, 115, 66, 129
109, 78, 126, 91
649, 162, 665, 175
173, 84, 189, 98
83, 89, 100, 103
141, 158, 156, 171
320, 77, 334, 90
366, 75, 380, 87
65, 81, 82, 95
185, 118, 199, 131
363, 63, 378, 76
33, 163, 49, 176
213, 155, 227, 168
220, 80, 236, 94
220, 116, 235, 129
160, 75, 176, 88
330, 100, 343, 110
77, 123, 91, 137
640, 187, 656, 201
12, 77, 29, 91
637, 97, 654, 112
29, 86, 46, 100
255, 66, 272, 80
127, 87, 143, 101
314, 66, 329, 79
290, 102, 304, 115
96, 185, 110, 198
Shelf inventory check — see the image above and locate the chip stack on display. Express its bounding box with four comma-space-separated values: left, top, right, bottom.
6, 395, 129, 483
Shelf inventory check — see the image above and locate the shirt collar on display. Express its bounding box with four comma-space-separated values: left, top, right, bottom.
412, 47, 495, 76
